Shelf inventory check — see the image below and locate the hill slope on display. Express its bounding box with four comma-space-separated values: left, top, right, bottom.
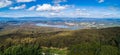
0, 27, 120, 55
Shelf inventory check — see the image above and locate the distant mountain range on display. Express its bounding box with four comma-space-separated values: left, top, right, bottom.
0, 17, 120, 30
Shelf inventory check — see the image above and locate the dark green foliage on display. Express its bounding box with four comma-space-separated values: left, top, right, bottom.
68, 43, 100, 55
99, 45, 118, 55
68, 44, 119, 55
3, 45, 42, 55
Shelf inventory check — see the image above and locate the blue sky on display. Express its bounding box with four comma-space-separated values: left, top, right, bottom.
0, 0, 120, 18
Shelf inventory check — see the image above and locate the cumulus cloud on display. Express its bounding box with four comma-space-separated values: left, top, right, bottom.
36, 4, 51, 11
35, 4, 66, 11
98, 0, 104, 3
9, 4, 26, 10
0, 0, 12, 8
16, 0, 36, 2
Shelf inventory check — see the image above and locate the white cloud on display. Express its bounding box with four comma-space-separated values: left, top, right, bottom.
9, 4, 26, 10
52, 5, 66, 11
28, 6, 36, 11
36, 4, 51, 11
53, 0, 67, 6
36, 4, 66, 11
98, 0, 104, 3
0, 0, 12, 8
16, 0, 35, 2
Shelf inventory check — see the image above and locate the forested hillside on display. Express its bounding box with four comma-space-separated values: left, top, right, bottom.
0, 27, 120, 55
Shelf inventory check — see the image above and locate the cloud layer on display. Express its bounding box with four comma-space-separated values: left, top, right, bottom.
0, 0, 120, 18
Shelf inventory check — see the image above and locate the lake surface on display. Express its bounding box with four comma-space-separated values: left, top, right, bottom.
36, 23, 69, 28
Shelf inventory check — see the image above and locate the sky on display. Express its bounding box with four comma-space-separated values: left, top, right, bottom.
0, 0, 120, 18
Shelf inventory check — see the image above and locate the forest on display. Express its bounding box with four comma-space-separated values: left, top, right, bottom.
0, 26, 120, 55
